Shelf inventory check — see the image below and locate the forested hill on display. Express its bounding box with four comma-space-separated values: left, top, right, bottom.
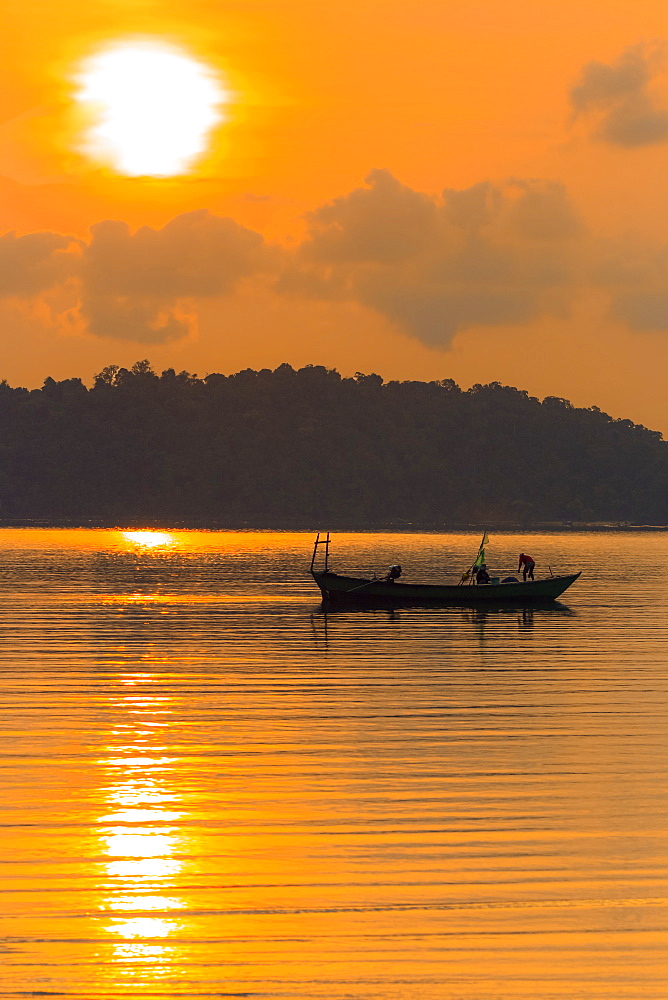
0, 360, 666, 526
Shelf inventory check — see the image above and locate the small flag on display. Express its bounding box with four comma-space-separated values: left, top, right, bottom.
473, 532, 489, 568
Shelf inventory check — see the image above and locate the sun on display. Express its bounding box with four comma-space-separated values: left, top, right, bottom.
73, 40, 227, 177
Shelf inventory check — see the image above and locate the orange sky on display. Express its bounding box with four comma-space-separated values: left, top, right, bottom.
3, 0, 668, 432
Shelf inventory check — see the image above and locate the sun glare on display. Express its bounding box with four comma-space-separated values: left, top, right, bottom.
74, 40, 226, 176
122, 531, 175, 549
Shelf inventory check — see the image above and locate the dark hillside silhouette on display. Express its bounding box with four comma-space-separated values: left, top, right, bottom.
0, 360, 666, 525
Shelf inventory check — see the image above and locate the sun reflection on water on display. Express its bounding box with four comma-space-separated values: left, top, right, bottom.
103, 830, 178, 858
107, 895, 182, 912
113, 941, 171, 964
106, 857, 183, 881
100, 808, 182, 824
121, 531, 176, 549
95, 677, 187, 984
107, 916, 176, 939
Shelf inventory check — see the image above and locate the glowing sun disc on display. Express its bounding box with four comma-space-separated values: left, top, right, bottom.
74, 40, 226, 176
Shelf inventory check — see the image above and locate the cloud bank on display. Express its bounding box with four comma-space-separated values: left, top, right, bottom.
0, 231, 78, 296
286, 169, 583, 345
571, 43, 668, 147
2, 171, 668, 346
0, 210, 276, 344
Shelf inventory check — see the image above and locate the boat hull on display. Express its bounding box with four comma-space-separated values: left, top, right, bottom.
311, 570, 581, 605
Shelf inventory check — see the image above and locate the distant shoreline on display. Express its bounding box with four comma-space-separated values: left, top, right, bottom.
0, 518, 666, 533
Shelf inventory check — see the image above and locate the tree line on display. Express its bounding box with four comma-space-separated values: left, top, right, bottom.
0, 360, 665, 526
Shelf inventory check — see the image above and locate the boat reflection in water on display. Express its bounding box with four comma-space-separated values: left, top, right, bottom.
311, 599, 577, 651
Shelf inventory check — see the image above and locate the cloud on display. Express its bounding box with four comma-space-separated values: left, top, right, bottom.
615, 293, 668, 329
0, 231, 78, 296
283, 170, 583, 346
595, 240, 668, 330
4, 171, 668, 347
300, 168, 437, 264
571, 43, 668, 147
0, 210, 276, 343
77, 210, 277, 342
83, 211, 273, 298
78, 293, 197, 345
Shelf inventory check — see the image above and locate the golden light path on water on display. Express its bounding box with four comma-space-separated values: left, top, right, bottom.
121, 530, 176, 549
1, 528, 668, 998
97, 674, 185, 979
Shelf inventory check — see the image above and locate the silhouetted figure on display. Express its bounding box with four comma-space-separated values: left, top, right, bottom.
518, 553, 535, 581
475, 564, 491, 585
384, 564, 402, 583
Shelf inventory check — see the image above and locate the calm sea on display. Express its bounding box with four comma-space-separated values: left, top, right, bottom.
0, 528, 667, 999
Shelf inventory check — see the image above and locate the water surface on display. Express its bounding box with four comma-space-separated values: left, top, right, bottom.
0, 529, 667, 998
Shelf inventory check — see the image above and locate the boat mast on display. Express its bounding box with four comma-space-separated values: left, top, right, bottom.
466, 530, 489, 585
310, 532, 331, 572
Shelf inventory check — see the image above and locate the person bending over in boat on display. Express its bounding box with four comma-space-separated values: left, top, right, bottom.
383, 564, 402, 583
475, 564, 491, 585
518, 553, 536, 581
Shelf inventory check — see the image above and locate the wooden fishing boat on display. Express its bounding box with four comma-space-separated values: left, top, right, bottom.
310, 533, 581, 605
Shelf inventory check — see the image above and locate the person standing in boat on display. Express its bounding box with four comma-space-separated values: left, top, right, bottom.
518, 552, 536, 581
